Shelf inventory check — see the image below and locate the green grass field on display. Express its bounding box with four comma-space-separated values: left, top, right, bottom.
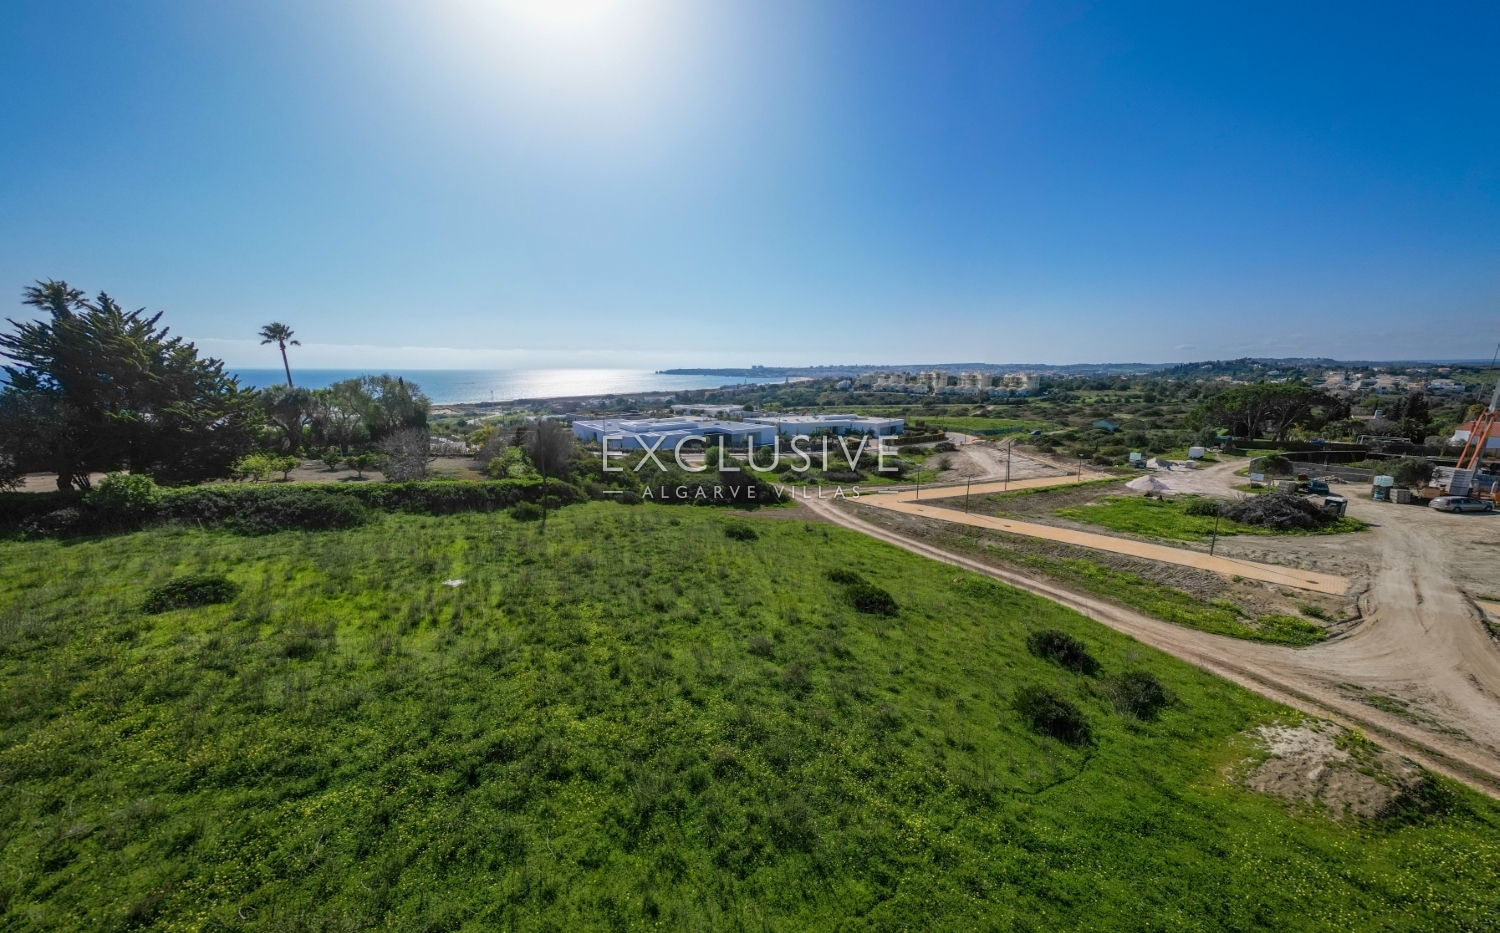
1056, 495, 1367, 541
2, 505, 1496, 931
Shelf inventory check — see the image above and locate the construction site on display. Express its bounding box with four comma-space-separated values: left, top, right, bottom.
796, 369, 1500, 796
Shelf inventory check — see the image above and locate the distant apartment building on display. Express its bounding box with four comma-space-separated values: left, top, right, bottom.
862, 371, 927, 394
916, 370, 949, 391
989, 371, 1040, 397
1427, 379, 1466, 395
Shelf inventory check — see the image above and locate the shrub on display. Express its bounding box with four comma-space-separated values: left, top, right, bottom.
346, 451, 386, 478
233, 453, 279, 482
932, 441, 957, 452
320, 447, 344, 471
1183, 498, 1223, 517
748, 634, 775, 658
510, 501, 543, 522
143, 574, 239, 614
379, 428, 431, 482
1013, 685, 1091, 745
1377, 457, 1435, 489
20, 506, 86, 537
724, 521, 759, 541
161, 487, 370, 535
85, 473, 163, 519
1026, 628, 1099, 674
822, 469, 863, 483
845, 582, 897, 616
1255, 614, 1327, 646
1106, 671, 1172, 720
826, 569, 865, 586
1257, 455, 1293, 477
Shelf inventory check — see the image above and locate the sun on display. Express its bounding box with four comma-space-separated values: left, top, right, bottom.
489, 0, 625, 33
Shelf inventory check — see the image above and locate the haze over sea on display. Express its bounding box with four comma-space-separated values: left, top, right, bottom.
228, 369, 788, 405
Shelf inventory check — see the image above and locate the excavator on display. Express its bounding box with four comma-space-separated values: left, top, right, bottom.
1448, 368, 1500, 498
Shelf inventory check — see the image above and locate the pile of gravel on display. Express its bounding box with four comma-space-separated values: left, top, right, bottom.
1222, 492, 1333, 531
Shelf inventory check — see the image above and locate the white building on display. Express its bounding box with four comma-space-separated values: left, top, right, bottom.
989, 372, 1040, 396
670, 404, 744, 416
572, 417, 778, 451
877, 383, 926, 394
916, 370, 949, 391
1427, 379, 1466, 395
1449, 421, 1500, 450
744, 413, 905, 437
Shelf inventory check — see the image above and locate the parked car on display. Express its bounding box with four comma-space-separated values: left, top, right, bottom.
1429, 496, 1495, 513
1305, 480, 1330, 495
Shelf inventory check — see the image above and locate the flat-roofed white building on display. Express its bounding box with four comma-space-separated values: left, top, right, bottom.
572, 417, 778, 451
989, 372, 1040, 396
744, 413, 904, 437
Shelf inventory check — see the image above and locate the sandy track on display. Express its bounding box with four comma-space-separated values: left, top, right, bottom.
857, 477, 1350, 594
801, 465, 1500, 797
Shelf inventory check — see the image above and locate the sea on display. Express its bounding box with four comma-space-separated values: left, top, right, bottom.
228, 369, 792, 405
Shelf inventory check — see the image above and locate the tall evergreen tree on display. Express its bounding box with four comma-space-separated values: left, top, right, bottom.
1, 280, 260, 489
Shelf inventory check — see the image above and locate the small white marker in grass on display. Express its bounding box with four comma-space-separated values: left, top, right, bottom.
442, 579, 464, 587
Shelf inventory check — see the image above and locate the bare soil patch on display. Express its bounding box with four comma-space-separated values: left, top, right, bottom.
1237, 721, 1426, 820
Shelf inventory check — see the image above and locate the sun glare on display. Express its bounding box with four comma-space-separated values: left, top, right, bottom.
489, 0, 626, 33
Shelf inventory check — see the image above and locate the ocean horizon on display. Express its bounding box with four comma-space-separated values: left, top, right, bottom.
227, 368, 792, 405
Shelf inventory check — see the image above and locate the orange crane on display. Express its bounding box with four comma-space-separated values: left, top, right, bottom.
1449, 370, 1500, 498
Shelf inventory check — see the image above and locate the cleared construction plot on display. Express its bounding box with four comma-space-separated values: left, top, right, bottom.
858, 474, 1350, 594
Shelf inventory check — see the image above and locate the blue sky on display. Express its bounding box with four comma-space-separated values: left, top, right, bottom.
2, 1, 1497, 368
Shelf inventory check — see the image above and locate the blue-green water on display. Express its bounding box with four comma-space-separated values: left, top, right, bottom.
228, 369, 790, 404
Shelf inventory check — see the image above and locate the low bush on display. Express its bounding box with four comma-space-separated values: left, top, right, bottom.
1182, 497, 1223, 517
143, 574, 239, 614
1026, 629, 1099, 674
336, 479, 581, 515
509, 501, 543, 522
845, 582, 898, 616
1013, 685, 1092, 745
822, 469, 864, 483
932, 441, 958, 453
1106, 671, 1172, 720
85, 473, 163, 519
1254, 614, 1327, 647
1377, 457, 1435, 489
723, 522, 758, 541
20, 506, 86, 537
161, 486, 370, 534
11, 479, 586, 538
826, 568, 865, 586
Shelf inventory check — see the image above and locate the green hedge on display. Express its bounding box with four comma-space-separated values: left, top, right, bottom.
4, 479, 586, 537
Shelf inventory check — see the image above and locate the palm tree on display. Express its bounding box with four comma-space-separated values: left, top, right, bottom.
258, 322, 300, 386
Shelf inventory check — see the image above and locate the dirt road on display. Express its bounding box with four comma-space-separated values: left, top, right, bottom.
803, 453, 1500, 796
858, 491, 1351, 593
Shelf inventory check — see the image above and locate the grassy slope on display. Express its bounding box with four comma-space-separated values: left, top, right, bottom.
0, 505, 1495, 931
1056, 495, 1367, 541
